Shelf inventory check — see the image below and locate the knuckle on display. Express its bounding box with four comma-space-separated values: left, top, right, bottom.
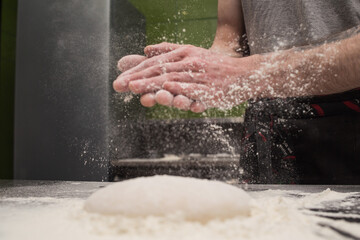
157, 42, 169, 50
192, 57, 202, 65
184, 44, 193, 49
144, 45, 152, 52
170, 72, 181, 81
185, 57, 203, 68
142, 60, 151, 69
183, 45, 194, 52
152, 65, 163, 75
173, 50, 186, 61
179, 45, 193, 55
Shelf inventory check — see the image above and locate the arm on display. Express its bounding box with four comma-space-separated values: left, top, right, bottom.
156, 31, 360, 109
115, 5, 360, 111
256, 31, 360, 98
210, 0, 245, 57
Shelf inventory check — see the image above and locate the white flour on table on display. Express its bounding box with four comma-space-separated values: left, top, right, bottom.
0, 187, 359, 240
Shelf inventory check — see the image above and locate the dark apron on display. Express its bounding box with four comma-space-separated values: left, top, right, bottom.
240, 89, 360, 184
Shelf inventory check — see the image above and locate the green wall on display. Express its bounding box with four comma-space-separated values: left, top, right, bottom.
129, 0, 246, 119
129, 0, 218, 47
0, 0, 17, 179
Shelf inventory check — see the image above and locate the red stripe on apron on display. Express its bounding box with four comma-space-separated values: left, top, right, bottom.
311, 104, 325, 116
343, 101, 360, 112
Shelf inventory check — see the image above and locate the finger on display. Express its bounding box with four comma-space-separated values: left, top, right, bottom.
114, 52, 188, 93
155, 90, 174, 106
163, 82, 210, 101
190, 102, 207, 113
113, 78, 129, 93
128, 72, 195, 94
118, 61, 202, 87
128, 78, 165, 94
117, 55, 147, 72
173, 95, 192, 111
140, 93, 156, 107
121, 47, 187, 77
114, 45, 202, 93
145, 42, 183, 57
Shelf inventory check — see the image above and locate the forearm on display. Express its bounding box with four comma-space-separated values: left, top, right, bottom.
256, 32, 360, 98
211, 0, 245, 57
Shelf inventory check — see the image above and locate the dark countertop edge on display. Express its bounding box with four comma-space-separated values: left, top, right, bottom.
1, 180, 360, 193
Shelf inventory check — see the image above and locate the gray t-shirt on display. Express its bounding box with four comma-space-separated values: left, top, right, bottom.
241, 0, 360, 54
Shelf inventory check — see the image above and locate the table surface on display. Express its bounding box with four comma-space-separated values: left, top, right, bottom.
1, 179, 360, 198
1, 180, 360, 240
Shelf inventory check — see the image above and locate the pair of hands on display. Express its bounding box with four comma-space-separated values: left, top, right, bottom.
113, 42, 262, 112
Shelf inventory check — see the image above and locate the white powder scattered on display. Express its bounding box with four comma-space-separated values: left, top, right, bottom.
123, 94, 134, 103
1, 186, 359, 240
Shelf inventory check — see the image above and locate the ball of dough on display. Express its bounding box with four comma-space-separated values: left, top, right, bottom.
84, 175, 251, 221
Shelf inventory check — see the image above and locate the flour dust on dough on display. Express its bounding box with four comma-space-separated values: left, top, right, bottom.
84, 175, 251, 221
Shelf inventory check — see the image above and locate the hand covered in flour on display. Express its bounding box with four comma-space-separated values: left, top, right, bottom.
114, 42, 262, 111
114, 47, 189, 110
114, 43, 207, 112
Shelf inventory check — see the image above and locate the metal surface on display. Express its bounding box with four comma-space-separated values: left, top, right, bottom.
15, 0, 111, 181
14, 0, 146, 181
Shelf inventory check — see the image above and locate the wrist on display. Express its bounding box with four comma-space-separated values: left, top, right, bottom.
251, 49, 313, 98
224, 54, 266, 102
210, 44, 243, 58
244, 53, 273, 99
